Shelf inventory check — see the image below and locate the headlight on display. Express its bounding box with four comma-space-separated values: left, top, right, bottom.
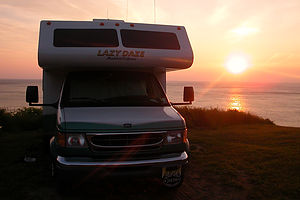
56, 132, 87, 147
164, 129, 187, 145
66, 134, 87, 147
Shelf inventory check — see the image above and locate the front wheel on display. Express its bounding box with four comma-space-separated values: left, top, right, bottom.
51, 161, 71, 193
161, 166, 184, 188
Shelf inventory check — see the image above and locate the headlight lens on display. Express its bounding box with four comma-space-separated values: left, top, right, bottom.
66, 134, 87, 147
165, 129, 187, 144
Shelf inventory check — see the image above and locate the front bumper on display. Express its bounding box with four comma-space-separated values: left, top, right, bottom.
50, 135, 190, 177
56, 152, 188, 169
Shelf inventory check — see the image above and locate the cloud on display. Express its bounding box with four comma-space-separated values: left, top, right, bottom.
208, 6, 229, 25
1, 0, 300, 80
0, 0, 125, 49
231, 25, 260, 37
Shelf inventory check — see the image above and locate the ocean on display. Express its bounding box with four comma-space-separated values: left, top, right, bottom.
0, 79, 299, 127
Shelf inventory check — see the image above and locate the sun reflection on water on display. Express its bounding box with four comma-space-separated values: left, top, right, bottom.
229, 96, 243, 111
228, 89, 244, 111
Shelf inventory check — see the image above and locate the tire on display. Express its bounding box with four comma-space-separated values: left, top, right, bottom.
51, 161, 71, 193
51, 161, 57, 177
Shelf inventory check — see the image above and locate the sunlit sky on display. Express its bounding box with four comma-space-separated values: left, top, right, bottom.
1, 0, 300, 82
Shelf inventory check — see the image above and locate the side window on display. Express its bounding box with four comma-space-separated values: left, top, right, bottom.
53, 29, 119, 47
120, 29, 180, 50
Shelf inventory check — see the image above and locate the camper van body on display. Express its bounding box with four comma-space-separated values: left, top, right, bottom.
32, 19, 194, 187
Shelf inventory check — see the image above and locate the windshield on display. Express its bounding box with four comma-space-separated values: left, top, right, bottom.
61, 71, 170, 107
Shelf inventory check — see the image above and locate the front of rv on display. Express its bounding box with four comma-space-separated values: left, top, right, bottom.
31, 19, 194, 187
52, 71, 190, 185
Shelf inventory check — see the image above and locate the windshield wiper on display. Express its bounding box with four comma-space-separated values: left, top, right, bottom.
68, 97, 103, 103
102, 96, 167, 106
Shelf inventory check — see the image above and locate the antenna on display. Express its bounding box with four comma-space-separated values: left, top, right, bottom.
154, 0, 156, 23
126, 0, 128, 21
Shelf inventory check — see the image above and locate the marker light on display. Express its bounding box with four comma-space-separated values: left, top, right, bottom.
165, 129, 187, 144
115, 23, 120, 26
130, 24, 134, 27
47, 22, 51, 26
177, 27, 181, 30
100, 22, 104, 26
56, 132, 65, 147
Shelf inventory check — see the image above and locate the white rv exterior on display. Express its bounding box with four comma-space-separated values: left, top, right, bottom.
38, 19, 193, 70
38, 19, 193, 115
31, 19, 194, 188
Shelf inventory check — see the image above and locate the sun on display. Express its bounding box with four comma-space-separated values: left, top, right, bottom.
225, 54, 250, 74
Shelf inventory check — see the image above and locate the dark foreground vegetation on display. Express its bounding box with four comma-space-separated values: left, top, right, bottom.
1, 107, 299, 200
175, 106, 274, 129
0, 108, 42, 131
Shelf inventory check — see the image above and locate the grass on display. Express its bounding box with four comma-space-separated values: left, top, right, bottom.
0, 131, 55, 199
0, 107, 42, 131
175, 106, 274, 129
186, 125, 300, 200
0, 125, 300, 199
0, 107, 299, 199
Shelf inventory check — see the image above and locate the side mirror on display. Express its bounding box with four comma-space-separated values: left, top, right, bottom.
183, 86, 194, 102
26, 86, 39, 103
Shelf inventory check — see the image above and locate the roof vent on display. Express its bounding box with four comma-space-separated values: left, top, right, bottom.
93, 19, 125, 23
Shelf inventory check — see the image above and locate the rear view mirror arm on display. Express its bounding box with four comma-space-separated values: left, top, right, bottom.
171, 101, 192, 106
29, 102, 58, 108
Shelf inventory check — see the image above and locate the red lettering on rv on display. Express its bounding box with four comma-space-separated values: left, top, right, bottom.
104, 50, 109, 56
97, 50, 102, 56
122, 51, 129, 56
108, 50, 115, 56
140, 51, 144, 57
128, 51, 136, 57
115, 50, 122, 56
135, 51, 141, 57
97, 49, 145, 57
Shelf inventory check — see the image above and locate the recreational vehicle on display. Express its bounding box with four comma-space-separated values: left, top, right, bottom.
26, 19, 194, 188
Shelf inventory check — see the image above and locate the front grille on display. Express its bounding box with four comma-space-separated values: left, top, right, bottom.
88, 132, 165, 149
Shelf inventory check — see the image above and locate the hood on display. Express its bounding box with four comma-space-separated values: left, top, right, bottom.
59, 106, 185, 132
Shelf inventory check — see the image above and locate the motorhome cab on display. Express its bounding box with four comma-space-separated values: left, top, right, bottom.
26, 19, 194, 188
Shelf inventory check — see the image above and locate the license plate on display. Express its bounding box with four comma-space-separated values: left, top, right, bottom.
162, 166, 182, 178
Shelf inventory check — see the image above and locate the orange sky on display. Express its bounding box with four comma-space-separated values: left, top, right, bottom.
0, 0, 300, 82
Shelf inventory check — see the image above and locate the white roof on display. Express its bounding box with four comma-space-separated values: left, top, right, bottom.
38, 19, 193, 71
